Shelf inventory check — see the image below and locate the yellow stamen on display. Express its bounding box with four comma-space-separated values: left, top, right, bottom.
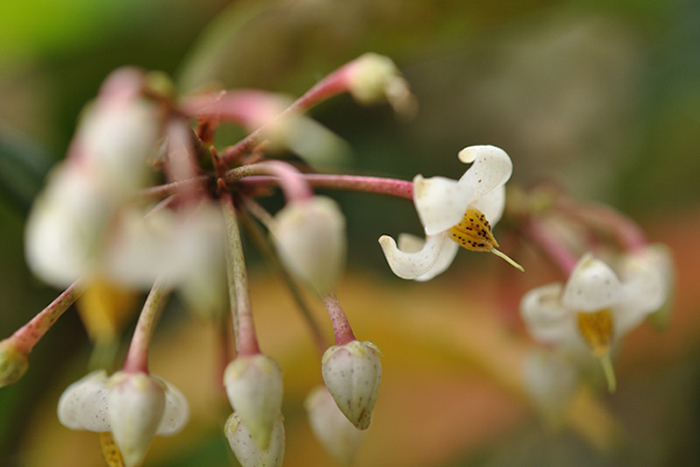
577, 309, 614, 358
99, 432, 125, 467
448, 207, 524, 271
577, 308, 617, 393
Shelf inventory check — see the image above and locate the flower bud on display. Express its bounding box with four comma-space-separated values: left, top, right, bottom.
225, 412, 285, 467
0, 340, 29, 388
107, 371, 166, 467
272, 196, 346, 294
346, 53, 417, 117
224, 354, 283, 449
322, 340, 382, 430
305, 385, 365, 466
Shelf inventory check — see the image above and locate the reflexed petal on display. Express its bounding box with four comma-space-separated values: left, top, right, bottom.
457, 145, 513, 207
225, 412, 285, 467
561, 254, 625, 312
155, 378, 190, 436
379, 232, 449, 280
520, 283, 578, 346
397, 233, 460, 281
413, 175, 474, 236
57, 370, 111, 432
469, 184, 506, 226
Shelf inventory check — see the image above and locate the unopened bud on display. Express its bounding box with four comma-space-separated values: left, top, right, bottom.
305, 385, 365, 466
347, 53, 417, 117
272, 196, 346, 294
107, 371, 166, 467
225, 412, 285, 467
0, 340, 29, 388
224, 354, 283, 449
322, 340, 382, 430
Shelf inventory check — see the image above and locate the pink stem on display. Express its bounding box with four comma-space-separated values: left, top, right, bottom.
322, 290, 356, 346
123, 280, 169, 374
226, 161, 313, 203
523, 220, 579, 275
10, 281, 82, 354
239, 174, 414, 200
557, 199, 648, 253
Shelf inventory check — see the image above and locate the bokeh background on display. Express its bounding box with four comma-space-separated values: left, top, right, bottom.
1, 0, 700, 466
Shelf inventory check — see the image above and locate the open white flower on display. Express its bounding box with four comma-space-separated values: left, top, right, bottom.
379, 145, 516, 281
520, 253, 669, 391
58, 370, 189, 467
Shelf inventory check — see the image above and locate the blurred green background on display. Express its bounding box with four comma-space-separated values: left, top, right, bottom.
1, 0, 700, 466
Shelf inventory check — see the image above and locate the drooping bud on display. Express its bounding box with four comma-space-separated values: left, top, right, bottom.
305, 385, 365, 466
107, 371, 166, 467
272, 196, 346, 294
224, 354, 284, 449
0, 339, 29, 388
322, 340, 382, 430
346, 53, 417, 117
225, 412, 285, 467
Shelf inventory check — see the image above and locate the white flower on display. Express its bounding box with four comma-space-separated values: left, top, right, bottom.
272, 196, 346, 293
57, 370, 189, 467
522, 349, 579, 427
322, 340, 382, 430
224, 354, 284, 449
379, 145, 515, 281
520, 253, 669, 391
225, 412, 285, 467
305, 385, 365, 467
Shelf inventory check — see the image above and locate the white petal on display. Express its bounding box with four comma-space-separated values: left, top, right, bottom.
155, 378, 190, 436
520, 283, 578, 346
561, 254, 625, 312
226, 412, 285, 467
379, 232, 451, 280
397, 233, 460, 281
57, 370, 110, 432
469, 184, 506, 226
522, 349, 579, 426
457, 145, 513, 207
413, 175, 474, 236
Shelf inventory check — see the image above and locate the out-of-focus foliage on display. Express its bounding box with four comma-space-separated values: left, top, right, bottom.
1, 0, 700, 466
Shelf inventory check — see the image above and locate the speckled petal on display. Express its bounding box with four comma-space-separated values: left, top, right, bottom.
57, 370, 111, 432
379, 232, 449, 280
561, 254, 625, 312
457, 145, 513, 208
413, 175, 474, 236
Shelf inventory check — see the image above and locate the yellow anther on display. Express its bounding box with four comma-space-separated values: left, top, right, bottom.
577, 308, 614, 358
99, 432, 125, 467
448, 207, 523, 271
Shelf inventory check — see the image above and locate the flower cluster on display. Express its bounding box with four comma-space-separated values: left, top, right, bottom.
0, 50, 674, 466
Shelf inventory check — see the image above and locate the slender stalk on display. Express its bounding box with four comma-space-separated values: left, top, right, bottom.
239, 202, 328, 354
9, 280, 83, 354
522, 219, 578, 275
239, 174, 414, 200
222, 194, 260, 357
220, 65, 351, 164
557, 199, 648, 253
123, 279, 169, 374
322, 290, 356, 346
136, 175, 211, 200
225, 161, 313, 203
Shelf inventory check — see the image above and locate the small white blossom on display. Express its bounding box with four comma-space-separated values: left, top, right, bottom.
322, 340, 382, 430
272, 196, 346, 293
379, 145, 513, 280
225, 412, 285, 467
520, 253, 670, 391
224, 354, 284, 449
305, 385, 365, 466
57, 370, 189, 467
